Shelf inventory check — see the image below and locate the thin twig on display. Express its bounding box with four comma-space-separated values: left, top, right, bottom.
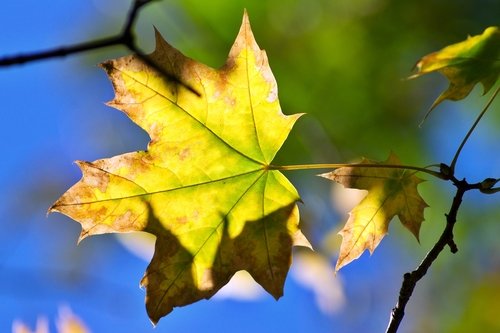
385, 177, 482, 333
0, 35, 124, 66
272, 163, 444, 179
450, 87, 499, 172
0, 0, 199, 96
0, 0, 151, 66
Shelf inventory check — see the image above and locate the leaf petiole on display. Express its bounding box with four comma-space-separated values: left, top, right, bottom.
450, 86, 499, 172
269, 163, 444, 179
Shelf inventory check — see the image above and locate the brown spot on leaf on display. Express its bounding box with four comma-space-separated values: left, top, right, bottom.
176, 216, 188, 224
179, 148, 190, 161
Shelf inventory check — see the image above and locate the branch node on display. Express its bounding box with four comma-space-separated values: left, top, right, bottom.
439, 163, 453, 180
447, 240, 458, 253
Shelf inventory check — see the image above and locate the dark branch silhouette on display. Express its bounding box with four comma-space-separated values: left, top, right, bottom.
0, 0, 150, 66
385, 173, 483, 333
0, 0, 199, 95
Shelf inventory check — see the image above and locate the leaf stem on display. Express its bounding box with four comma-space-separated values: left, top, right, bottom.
269, 163, 444, 179
450, 87, 499, 172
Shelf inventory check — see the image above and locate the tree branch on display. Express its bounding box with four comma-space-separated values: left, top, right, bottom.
0, 0, 150, 66
0, 0, 199, 95
0, 35, 124, 66
385, 177, 482, 333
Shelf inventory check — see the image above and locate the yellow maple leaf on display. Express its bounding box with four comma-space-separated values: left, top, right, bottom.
320, 153, 428, 271
410, 26, 499, 119
50, 11, 310, 324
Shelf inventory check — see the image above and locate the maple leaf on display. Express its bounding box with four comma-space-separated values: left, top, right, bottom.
49, 12, 310, 324
320, 153, 428, 271
410, 26, 499, 117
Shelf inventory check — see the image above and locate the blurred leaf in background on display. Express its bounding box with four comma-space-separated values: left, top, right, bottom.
13, 306, 90, 333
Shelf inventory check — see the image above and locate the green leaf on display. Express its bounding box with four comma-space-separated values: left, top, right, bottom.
320, 153, 428, 271
411, 26, 499, 118
49, 11, 310, 324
